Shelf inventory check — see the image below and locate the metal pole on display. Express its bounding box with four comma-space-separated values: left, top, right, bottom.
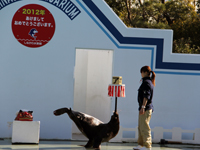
115, 97, 117, 113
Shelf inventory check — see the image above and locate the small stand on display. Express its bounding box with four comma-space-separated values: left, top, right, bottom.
12, 121, 40, 144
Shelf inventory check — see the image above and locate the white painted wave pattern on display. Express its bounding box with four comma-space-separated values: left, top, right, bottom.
17, 39, 49, 43
17, 38, 49, 47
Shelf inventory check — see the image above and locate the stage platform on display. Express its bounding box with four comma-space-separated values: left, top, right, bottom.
0, 139, 200, 150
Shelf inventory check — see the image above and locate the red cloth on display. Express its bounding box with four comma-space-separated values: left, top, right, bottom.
108, 84, 125, 97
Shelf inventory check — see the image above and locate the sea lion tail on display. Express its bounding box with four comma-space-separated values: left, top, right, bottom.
53, 107, 69, 116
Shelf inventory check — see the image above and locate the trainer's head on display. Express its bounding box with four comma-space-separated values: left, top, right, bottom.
140, 66, 156, 86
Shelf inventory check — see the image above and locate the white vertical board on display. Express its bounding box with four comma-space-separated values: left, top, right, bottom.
73, 49, 113, 134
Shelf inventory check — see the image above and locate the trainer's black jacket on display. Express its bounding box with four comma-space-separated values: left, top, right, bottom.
138, 77, 154, 111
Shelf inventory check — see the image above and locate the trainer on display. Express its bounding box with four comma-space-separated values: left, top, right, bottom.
133, 66, 156, 150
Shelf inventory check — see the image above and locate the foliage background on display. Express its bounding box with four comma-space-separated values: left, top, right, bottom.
105, 0, 200, 54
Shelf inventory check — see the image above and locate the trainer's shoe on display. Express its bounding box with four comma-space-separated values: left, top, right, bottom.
133, 145, 143, 150
140, 147, 151, 150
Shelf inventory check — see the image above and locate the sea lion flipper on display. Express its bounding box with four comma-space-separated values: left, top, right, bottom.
93, 137, 102, 149
84, 139, 93, 148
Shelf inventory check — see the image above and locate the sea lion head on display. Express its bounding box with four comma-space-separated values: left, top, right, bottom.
109, 112, 119, 124
53, 107, 70, 116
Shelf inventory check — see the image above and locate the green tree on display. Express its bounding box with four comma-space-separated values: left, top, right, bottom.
197, 0, 200, 14
106, 0, 169, 28
105, 0, 200, 54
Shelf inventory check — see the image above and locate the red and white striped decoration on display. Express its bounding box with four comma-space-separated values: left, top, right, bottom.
108, 84, 125, 97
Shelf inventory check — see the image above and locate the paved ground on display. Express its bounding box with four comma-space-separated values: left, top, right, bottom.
0, 139, 200, 150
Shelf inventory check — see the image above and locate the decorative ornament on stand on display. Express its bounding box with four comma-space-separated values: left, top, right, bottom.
15, 109, 33, 121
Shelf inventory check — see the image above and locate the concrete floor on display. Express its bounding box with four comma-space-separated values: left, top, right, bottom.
0, 139, 200, 150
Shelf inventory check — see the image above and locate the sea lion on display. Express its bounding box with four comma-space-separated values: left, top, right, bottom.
53, 107, 119, 149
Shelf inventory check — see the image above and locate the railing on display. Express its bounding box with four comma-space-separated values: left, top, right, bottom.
110, 127, 200, 145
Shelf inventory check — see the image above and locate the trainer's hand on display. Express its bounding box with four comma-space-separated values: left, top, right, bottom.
139, 108, 145, 115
